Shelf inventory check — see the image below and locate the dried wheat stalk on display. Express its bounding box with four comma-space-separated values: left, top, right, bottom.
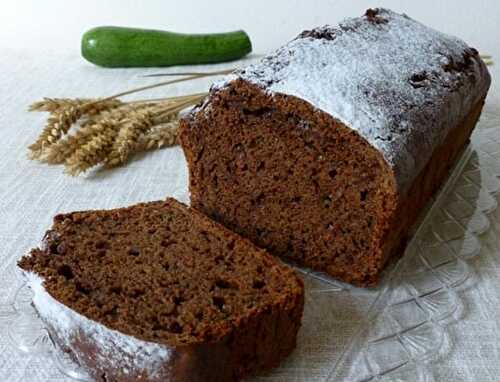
28, 81, 208, 175
64, 119, 121, 176
28, 98, 124, 159
137, 121, 179, 150
38, 103, 153, 165
27, 69, 229, 175
104, 97, 204, 169
29, 98, 92, 113
105, 109, 156, 168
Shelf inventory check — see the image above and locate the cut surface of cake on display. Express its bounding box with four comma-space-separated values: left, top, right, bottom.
18, 198, 304, 382
179, 8, 491, 286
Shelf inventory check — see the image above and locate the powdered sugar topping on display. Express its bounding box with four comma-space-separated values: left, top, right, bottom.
220, 8, 490, 190
25, 271, 172, 379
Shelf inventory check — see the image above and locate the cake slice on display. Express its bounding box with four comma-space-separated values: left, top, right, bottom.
179, 8, 491, 286
18, 198, 304, 382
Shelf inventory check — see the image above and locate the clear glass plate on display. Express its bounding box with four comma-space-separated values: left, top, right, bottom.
1, 118, 500, 382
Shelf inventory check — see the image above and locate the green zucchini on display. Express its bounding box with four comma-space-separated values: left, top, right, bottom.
81, 26, 252, 68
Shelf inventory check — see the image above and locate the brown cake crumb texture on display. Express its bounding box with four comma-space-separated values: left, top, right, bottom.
180, 82, 398, 286
18, 198, 304, 382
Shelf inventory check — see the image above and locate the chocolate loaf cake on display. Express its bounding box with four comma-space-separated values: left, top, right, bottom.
179, 8, 491, 286
18, 198, 304, 381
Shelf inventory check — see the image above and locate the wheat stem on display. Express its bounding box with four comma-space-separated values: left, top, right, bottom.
100, 69, 231, 102
128, 92, 208, 104
142, 70, 234, 77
